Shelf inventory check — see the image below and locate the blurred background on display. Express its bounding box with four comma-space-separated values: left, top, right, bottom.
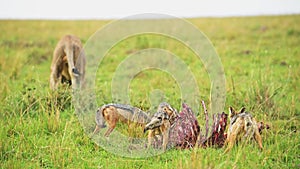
0, 0, 300, 19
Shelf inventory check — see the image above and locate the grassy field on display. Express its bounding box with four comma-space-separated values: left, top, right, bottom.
0, 15, 299, 168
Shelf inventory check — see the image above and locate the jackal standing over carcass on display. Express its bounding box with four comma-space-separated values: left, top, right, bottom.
224, 106, 263, 153
143, 102, 179, 151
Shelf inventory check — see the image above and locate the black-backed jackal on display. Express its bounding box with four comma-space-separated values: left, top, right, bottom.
143, 102, 178, 151
93, 103, 150, 137
224, 106, 263, 153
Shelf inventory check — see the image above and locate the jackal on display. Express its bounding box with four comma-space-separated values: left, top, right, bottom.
93, 103, 151, 137
224, 106, 263, 153
156, 102, 179, 125
143, 102, 178, 151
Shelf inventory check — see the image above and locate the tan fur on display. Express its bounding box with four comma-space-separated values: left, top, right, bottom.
144, 102, 178, 151
157, 102, 178, 124
50, 35, 86, 90
224, 106, 263, 153
93, 104, 150, 137
147, 119, 170, 151
61, 56, 71, 81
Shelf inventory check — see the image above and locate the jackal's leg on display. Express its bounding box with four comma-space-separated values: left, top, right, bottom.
254, 129, 263, 150
224, 121, 242, 153
104, 120, 116, 137
162, 129, 169, 151
104, 127, 115, 137
224, 130, 231, 146
242, 127, 255, 144
102, 107, 118, 137
147, 130, 155, 149
162, 121, 170, 151
92, 125, 100, 135
224, 134, 236, 153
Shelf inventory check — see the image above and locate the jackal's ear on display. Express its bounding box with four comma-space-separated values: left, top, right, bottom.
239, 107, 246, 114
229, 106, 236, 117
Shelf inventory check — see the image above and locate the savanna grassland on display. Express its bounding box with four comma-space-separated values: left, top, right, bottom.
0, 15, 299, 168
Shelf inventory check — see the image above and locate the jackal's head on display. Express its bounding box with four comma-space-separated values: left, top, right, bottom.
157, 102, 178, 124
143, 111, 169, 133
228, 106, 248, 128
229, 106, 246, 118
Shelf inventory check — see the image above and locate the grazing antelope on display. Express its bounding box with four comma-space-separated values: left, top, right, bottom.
50, 35, 86, 90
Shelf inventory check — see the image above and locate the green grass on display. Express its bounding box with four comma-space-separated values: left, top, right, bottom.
0, 15, 299, 168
